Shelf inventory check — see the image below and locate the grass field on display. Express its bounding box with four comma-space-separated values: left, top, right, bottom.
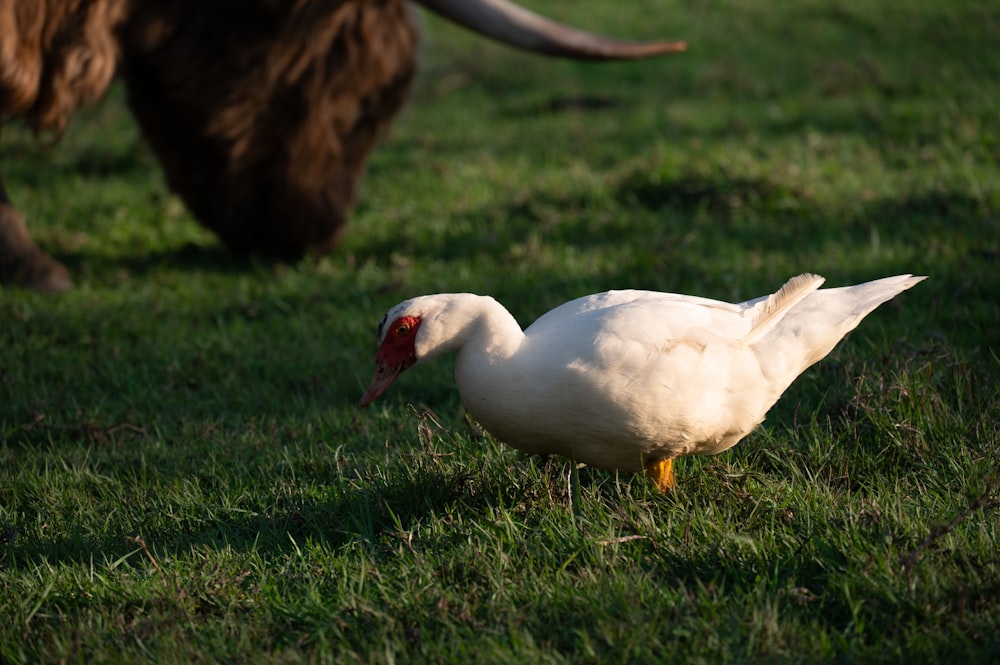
2, 0, 998, 661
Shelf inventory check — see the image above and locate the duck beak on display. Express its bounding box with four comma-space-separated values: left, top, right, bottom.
359, 360, 404, 407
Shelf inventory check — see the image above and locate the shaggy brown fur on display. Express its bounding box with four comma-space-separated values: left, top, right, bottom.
0, 0, 127, 290
120, 0, 419, 259
0, 0, 419, 289
0, 0, 125, 135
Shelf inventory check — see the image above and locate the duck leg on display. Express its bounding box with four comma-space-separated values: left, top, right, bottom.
567, 462, 582, 521
645, 458, 676, 491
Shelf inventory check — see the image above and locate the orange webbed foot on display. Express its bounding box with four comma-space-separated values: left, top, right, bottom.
645, 458, 676, 491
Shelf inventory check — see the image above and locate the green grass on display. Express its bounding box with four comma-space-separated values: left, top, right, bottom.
2, 0, 998, 661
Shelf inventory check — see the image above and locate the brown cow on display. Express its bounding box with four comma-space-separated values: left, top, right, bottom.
0, 0, 684, 291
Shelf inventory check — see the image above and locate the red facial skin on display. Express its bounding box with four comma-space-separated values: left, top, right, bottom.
359, 314, 422, 406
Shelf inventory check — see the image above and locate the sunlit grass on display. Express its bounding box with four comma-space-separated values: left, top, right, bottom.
1, 1, 998, 662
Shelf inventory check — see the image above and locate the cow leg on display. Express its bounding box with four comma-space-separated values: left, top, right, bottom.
0, 178, 72, 292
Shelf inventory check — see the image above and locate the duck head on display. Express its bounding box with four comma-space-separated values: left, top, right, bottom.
360, 308, 423, 407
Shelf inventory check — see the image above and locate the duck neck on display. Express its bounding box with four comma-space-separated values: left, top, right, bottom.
416, 294, 524, 364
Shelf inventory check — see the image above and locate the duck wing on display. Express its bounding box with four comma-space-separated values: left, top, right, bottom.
526, 288, 753, 343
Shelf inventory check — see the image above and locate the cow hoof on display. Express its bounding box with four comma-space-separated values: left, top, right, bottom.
0, 204, 73, 292
22, 256, 73, 292
0, 251, 73, 293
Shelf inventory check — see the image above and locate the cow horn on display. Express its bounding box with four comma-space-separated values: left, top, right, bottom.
416, 0, 686, 60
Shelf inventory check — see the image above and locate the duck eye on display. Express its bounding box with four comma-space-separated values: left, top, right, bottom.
396, 323, 410, 336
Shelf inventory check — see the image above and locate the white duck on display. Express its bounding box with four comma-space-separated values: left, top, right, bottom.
360, 274, 925, 490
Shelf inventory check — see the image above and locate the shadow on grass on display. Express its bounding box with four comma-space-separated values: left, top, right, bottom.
498, 94, 624, 117
0, 451, 892, 640
8, 152, 146, 190
355, 165, 993, 279
51, 241, 282, 282
1, 453, 550, 571
1, 132, 154, 187
32, 160, 989, 294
